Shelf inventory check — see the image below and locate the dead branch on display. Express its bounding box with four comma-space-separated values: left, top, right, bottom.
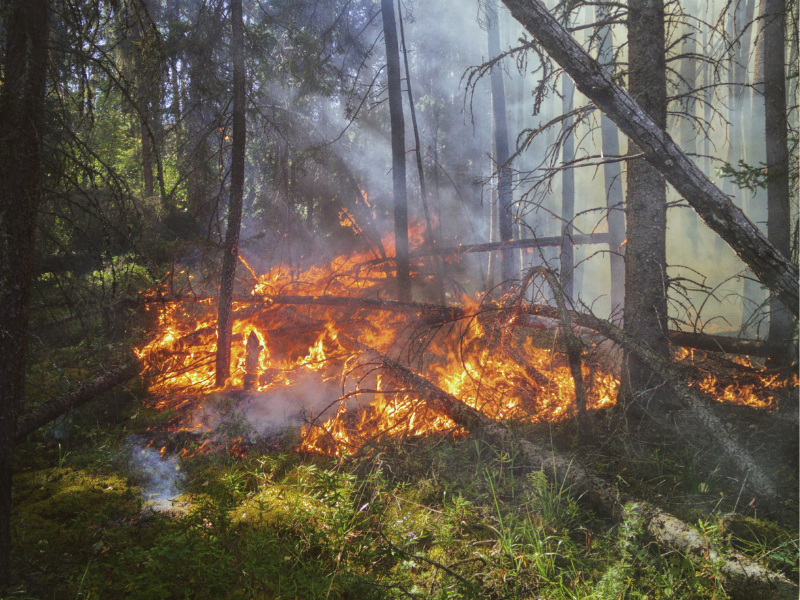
16, 362, 139, 443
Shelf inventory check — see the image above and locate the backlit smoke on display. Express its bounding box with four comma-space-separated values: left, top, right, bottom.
126, 436, 185, 511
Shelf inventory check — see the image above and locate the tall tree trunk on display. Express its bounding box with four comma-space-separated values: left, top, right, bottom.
499, 0, 799, 314
0, 0, 49, 586
679, 0, 700, 252
741, 0, 768, 335
396, 0, 444, 302
596, 6, 626, 316
702, 15, 712, 177
488, 0, 520, 288
381, 0, 411, 302
763, 0, 794, 349
623, 0, 669, 406
560, 70, 576, 302
215, 0, 247, 386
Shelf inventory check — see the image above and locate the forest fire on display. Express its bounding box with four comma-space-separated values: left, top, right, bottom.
135, 236, 786, 459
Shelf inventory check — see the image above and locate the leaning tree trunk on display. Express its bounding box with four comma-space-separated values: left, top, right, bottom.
596, 5, 626, 316
381, 0, 411, 302
763, 0, 794, 350
622, 0, 670, 407
498, 0, 799, 315
15, 364, 139, 443
488, 0, 520, 288
0, 0, 49, 586
215, 0, 247, 386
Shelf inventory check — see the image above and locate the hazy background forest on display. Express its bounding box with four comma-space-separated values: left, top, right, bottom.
32, 0, 795, 328
1, 0, 798, 597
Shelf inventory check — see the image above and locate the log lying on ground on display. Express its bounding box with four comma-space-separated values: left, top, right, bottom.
499, 0, 798, 315
522, 305, 785, 360
628, 503, 797, 600
145, 293, 471, 322
16, 362, 139, 443
336, 333, 621, 517
332, 336, 796, 600
666, 330, 787, 360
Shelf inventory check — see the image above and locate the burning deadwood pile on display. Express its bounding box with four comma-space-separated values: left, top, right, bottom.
127, 235, 799, 600
135, 232, 794, 459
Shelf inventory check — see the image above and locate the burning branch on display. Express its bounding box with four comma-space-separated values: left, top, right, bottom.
145, 294, 786, 359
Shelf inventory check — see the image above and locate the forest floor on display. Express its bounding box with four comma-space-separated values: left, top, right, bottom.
5, 305, 799, 600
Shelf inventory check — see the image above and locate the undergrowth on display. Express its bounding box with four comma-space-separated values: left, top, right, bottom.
9, 407, 797, 600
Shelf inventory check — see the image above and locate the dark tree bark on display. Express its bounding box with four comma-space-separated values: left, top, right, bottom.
215, 0, 247, 386
487, 1, 520, 288
622, 0, 670, 405
763, 0, 794, 348
381, 0, 411, 302
498, 0, 799, 316
0, 0, 49, 586
595, 6, 626, 315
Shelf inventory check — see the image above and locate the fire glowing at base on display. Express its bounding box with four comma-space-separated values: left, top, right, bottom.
135, 234, 791, 457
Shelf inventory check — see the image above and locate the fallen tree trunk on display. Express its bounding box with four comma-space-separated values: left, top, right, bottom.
666, 330, 786, 360
331, 336, 796, 600
336, 332, 621, 516
499, 0, 799, 315
144, 293, 471, 321
628, 503, 797, 600
16, 362, 139, 443
360, 233, 610, 266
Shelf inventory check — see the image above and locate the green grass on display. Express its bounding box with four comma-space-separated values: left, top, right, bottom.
12, 418, 795, 600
